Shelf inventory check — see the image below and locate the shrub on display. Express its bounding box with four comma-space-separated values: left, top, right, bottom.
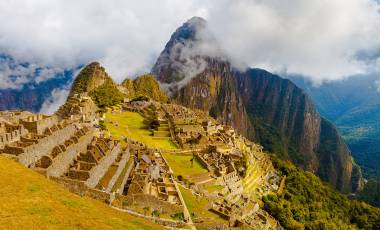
262, 155, 380, 229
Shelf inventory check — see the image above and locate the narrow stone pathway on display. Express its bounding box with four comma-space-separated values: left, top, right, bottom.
160, 152, 197, 230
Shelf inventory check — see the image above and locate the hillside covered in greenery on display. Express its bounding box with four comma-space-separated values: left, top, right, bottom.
263, 155, 380, 229
122, 74, 169, 102
89, 78, 124, 108
289, 74, 380, 182
67, 62, 125, 109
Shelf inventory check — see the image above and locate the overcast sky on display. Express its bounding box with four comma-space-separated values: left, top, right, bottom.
0, 0, 379, 89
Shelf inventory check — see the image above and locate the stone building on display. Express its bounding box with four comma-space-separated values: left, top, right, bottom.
123, 143, 184, 215
0, 122, 28, 149
20, 114, 59, 135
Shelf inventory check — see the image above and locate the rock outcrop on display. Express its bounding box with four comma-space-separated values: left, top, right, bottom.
152, 17, 363, 193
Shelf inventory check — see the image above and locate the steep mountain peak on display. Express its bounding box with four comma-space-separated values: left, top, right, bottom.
166, 16, 208, 45
152, 17, 224, 85
186, 16, 207, 26
69, 62, 114, 96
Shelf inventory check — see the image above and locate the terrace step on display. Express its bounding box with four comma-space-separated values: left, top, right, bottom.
188, 172, 213, 185
152, 137, 171, 140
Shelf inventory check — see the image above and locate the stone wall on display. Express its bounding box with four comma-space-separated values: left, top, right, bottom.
85, 142, 121, 188
0, 125, 28, 149
118, 154, 135, 195
106, 150, 130, 193
21, 115, 59, 134
52, 177, 111, 203
114, 194, 183, 215
47, 127, 95, 177
111, 203, 185, 228
18, 124, 77, 167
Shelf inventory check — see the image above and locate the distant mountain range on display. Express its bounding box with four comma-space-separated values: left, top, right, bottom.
0, 55, 75, 113
290, 74, 380, 181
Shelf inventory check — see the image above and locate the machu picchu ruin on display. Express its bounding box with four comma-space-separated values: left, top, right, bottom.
0, 63, 284, 229
2, 61, 380, 230
3, 4, 380, 229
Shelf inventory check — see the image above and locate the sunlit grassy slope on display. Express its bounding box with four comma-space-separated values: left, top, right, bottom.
178, 186, 226, 225
105, 111, 177, 150
0, 156, 161, 230
162, 152, 207, 177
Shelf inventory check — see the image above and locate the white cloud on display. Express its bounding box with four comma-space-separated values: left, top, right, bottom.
39, 85, 70, 115
0, 57, 65, 89
206, 0, 380, 84
0, 0, 379, 86
0, 0, 207, 84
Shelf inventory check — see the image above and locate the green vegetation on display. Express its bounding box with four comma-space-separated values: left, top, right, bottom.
291, 74, 380, 181
90, 78, 125, 108
122, 74, 169, 102
243, 160, 264, 194
69, 62, 100, 96
203, 183, 224, 193
178, 186, 226, 225
263, 155, 380, 230
161, 153, 208, 177
68, 62, 125, 109
0, 156, 160, 229
105, 111, 177, 150
357, 179, 380, 208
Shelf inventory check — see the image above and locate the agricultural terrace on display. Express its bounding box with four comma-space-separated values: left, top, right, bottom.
104, 111, 177, 150
178, 186, 227, 226
243, 154, 263, 195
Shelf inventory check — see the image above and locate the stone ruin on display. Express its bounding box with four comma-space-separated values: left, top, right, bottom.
20, 114, 59, 135
122, 141, 184, 216
56, 93, 97, 123
196, 146, 236, 177
0, 121, 28, 149
0, 98, 284, 229
65, 137, 121, 188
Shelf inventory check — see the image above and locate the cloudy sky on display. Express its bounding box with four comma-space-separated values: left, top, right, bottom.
0, 0, 379, 90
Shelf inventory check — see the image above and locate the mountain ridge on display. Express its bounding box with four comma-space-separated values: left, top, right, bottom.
152, 17, 363, 193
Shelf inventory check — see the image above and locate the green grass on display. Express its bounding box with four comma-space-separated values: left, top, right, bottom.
162, 153, 208, 177
203, 183, 224, 193
105, 111, 177, 150
0, 156, 161, 229
178, 186, 226, 225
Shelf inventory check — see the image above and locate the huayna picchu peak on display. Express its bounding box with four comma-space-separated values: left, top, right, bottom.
1, 8, 380, 230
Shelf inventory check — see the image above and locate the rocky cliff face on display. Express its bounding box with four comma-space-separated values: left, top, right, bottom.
174, 59, 252, 138
152, 17, 363, 193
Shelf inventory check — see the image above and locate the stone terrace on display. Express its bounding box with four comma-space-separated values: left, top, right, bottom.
121, 141, 185, 216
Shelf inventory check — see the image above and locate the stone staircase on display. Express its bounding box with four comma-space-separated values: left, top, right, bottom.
153, 120, 171, 140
